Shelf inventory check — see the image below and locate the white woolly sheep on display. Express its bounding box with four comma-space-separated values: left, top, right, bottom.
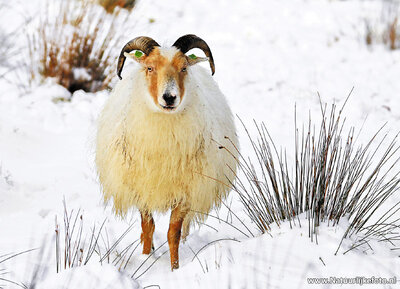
96, 34, 239, 270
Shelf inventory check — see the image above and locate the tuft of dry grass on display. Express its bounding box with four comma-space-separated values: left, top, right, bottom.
98, 0, 136, 13
365, 20, 373, 46
388, 16, 398, 50
28, 0, 130, 94
365, 0, 400, 50
0, 2, 24, 78
55, 200, 138, 273
0, 28, 15, 70
232, 92, 400, 253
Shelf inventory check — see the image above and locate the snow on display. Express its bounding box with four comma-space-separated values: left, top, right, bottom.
72, 68, 92, 82
1, 0, 400, 288
33, 263, 141, 289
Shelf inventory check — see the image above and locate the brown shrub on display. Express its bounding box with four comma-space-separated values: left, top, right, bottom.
98, 0, 136, 13
28, 0, 130, 93
389, 17, 398, 50
364, 0, 400, 50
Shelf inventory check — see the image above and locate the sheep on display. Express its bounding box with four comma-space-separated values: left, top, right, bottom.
95, 34, 239, 270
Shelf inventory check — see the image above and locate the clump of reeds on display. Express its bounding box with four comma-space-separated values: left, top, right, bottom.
28, 0, 129, 94
365, 0, 400, 50
232, 93, 400, 253
55, 200, 138, 272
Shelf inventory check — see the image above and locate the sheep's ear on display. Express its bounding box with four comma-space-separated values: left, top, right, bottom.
186, 54, 208, 66
124, 51, 146, 63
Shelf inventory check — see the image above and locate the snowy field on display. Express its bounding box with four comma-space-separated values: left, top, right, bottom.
1, 0, 400, 288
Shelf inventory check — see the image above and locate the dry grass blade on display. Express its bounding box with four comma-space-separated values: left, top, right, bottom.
0, 249, 37, 289
0, 249, 37, 266
133, 250, 168, 280
131, 240, 168, 279
190, 210, 251, 238
0, 277, 26, 289
190, 238, 240, 262
0, 3, 20, 69
112, 239, 140, 270
99, 223, 134, 263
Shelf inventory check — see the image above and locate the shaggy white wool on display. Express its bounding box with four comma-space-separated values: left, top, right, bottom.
96, 54, 239, 234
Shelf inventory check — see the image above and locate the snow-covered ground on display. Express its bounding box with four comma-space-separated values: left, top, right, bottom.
1, 0, 400, 288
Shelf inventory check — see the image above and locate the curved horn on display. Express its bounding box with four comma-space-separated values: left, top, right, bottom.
117, 36, 160, 79
172, 34, 215, 75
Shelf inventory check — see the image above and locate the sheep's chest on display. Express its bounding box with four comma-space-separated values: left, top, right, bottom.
120, 117, 208, 195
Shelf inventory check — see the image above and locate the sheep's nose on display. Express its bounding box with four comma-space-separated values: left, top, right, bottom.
163, 93, 176, 106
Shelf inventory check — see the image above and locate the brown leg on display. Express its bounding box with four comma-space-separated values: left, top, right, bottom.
167, 204, 188, 271
140, 212, 155, 255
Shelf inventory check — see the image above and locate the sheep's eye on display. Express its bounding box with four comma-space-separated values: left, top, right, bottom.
181, 67, 187, 72
147, 67, 153, 72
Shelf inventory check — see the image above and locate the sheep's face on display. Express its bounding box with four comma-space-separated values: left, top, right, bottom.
126, 47, 207, 113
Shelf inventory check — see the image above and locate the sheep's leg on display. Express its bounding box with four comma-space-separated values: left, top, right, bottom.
140, 212, 155, 255
167, 204, 188, 270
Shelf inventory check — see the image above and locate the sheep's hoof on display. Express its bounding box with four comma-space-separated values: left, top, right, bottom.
171, 260, 179, 271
